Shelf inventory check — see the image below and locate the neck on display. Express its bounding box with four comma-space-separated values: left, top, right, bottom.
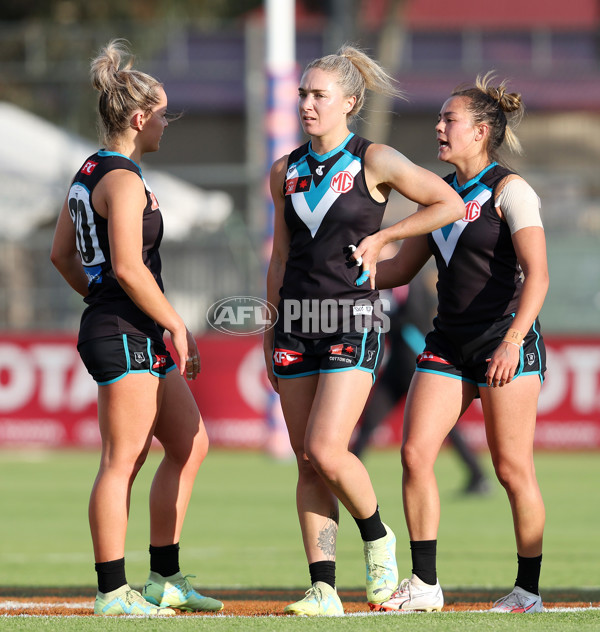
106, 138, 142, 164
453, 156, 493, 186
310, 128, 351, 156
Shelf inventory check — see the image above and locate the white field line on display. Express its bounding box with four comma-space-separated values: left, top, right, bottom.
1, 600, 600, 618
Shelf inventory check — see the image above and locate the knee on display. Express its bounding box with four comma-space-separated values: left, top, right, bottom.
304, 441, 339, 481
401, 441, 433, 478
493, 459, 529, 493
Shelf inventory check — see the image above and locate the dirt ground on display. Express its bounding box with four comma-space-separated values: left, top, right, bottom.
1, 587, 598, 617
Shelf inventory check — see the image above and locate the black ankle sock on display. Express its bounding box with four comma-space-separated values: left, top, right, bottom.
354, 506, 387, 542
410, 540, 437, 585
309, 561, 336, 589
95, 557, 127, 594
515, 553, 542, 595
149, 543, 180, 578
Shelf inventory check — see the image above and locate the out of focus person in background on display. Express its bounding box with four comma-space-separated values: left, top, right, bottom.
371, 73, 548, 614
50, 39, 223, 617
264, 44, 465, 616
352, 263, 491, 497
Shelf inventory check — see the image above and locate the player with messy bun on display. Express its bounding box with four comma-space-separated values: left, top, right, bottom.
374, 74, 549, 614
90, 39, 164, 146
452, 71, 524, 158
51, 40, 223, 616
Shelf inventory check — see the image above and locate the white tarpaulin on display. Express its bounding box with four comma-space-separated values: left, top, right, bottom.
0, 101, 232, 241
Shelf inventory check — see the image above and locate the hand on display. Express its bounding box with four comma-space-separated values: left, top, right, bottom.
348, 236, 384, 289
263, 335, 279, 393
485, 341, 520, 387
172, 325, 200, 379
184, 329, 201, 380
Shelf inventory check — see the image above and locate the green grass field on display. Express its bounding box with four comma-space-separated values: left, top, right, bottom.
1, 447, 599, 630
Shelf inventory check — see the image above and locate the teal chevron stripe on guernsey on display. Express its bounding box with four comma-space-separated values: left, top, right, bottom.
301, 151, 357, 209
432, 184, 492, 266
292, 158, 362, 237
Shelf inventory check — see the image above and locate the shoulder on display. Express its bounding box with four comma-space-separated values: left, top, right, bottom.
495, 173, 535, 199
270, 154, 290, 180
365, 143, 411, 171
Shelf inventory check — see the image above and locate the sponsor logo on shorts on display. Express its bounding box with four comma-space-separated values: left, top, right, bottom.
206, 296, 278, 336
133, 351, 146, 364
417, 351, 450, 365
273, 349, 303, 366
329, 344, 357, 358
526, 353, 536, 366
153, 355, 167, 369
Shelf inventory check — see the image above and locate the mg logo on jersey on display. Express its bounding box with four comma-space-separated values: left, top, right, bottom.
330, 171, 354, 194
463, 200, 481, 222
273, 349, 303, 366
81, 160, 98, 175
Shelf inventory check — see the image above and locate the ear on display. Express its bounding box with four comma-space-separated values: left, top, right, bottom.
474, 123, 488, 142
343, 95, 357, 114
130, 111, 146, 132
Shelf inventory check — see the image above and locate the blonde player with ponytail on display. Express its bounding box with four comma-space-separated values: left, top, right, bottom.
264, 45, 464, 615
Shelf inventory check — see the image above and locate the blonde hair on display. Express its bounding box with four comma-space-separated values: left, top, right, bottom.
90, 39, 162, 145
303, 44, 405, 118
452, 71, 524, 161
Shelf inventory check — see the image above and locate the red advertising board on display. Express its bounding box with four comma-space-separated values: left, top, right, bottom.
0, 333, 599, 450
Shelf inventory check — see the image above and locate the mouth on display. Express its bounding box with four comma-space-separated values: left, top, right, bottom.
437, 139, 449, 149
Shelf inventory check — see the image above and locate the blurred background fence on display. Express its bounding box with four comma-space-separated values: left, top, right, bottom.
1, 0, 599, 450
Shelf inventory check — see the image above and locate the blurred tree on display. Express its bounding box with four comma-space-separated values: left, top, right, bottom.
0, 0, 265, 23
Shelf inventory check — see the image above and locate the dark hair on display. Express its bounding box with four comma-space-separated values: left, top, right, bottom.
90, 39, 162, 145
452, 72, 524, 161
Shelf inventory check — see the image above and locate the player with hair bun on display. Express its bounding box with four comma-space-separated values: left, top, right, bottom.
373, 73, 549, 614
51, 39, 223, 617
264, 44, 465, 616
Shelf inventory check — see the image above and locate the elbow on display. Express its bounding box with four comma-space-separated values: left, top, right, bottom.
112, 263, 138, 290
453, 199, 466, 222
50, 249, 68, 274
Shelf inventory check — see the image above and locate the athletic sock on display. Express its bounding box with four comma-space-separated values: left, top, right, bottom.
149, 543, 181, 578
95, 557, 127, 594
354, 506, 387, 542
410, 540, 437, 586
309, 561, 336, 590
515, 553, 542, 595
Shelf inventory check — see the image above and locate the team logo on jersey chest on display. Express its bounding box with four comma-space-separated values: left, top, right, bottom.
464, 200, 481, 222
286, 175, 313, 195
330, 171, 354, 194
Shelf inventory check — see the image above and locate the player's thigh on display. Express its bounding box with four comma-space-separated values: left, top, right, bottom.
480, 374, 541, 467
403, 371, 476, 458
97, 372, 162, 459
278, 373, 319, 453
306, 369, 373, 449
154, 369, 207, 457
